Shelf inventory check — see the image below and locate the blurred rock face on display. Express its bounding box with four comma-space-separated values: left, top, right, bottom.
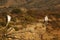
0, 0, 7, 6
0, 0, 60, 9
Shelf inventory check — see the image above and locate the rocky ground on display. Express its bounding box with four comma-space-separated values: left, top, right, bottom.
0, 0, 60, 40
0, 8, 59, 40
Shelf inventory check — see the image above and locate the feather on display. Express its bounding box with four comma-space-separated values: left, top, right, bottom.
7, 15, 11, 23
6, 15, 11, 26
44, 16, 48, 22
